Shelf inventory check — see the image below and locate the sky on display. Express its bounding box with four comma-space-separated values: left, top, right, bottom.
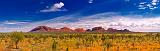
0, 0, 160, 32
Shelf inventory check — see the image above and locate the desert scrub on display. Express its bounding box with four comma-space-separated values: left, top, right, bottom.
10, 32, 25, 49
52, 39, 58, 51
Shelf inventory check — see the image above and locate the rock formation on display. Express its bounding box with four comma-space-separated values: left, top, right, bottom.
74, 28, 85, 32
59, 27, 73, 32
30, 26, 57, 32
30, 26, 131, 33
92, 27, 106, 32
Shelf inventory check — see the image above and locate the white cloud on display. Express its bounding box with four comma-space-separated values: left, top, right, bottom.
152, 0, 159, 5
0, 21, 32, 32
138, 0, 159, 10
1, 13, 160, 32
40, 2, 67, 12
88, 0, 94, 3
3, 21, 29, 25
33, 13, 160, 32
138, 5, 147, 9
152, 0, 158, 3
152, 2, 157, 5
139, 2, 146, 4
0, 27, 31, 32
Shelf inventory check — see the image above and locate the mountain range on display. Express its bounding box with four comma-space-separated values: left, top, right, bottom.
30, 26, 131, 33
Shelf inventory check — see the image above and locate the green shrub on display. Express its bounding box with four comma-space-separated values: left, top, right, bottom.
52, 40, 58, 51
10, 32, 25, 49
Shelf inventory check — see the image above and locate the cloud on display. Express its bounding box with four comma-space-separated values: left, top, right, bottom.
88, 0, 94, 3
3, 21, 29, 25
138, 0, 159, 10
152, 0, 158, 5
0, 27, 32, 32
0, 12, 160, 32
40, 2, 67, 12
33, 13, 160, 32
0, 20, 32, 32
152, 0, 158, 2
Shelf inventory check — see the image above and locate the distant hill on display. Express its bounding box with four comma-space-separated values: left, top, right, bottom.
29, 26, 58, 32
30, 26, 131, 33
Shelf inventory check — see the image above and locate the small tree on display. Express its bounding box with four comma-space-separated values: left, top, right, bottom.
10, 32, 25, 49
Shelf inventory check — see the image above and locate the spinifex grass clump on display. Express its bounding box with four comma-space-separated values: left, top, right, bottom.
10, 32, 24, 49
52, 39, 58, 51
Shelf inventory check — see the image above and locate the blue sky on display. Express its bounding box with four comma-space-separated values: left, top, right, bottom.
0, 0, 160, 32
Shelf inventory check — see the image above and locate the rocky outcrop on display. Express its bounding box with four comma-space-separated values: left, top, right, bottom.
117, 29, 131, 32
106, 28, 131, 32
106, 28, 118, 32
92, 27, 106, 32
30, 26, 74, 32
30, 26, 57, 32
30, 26, 131, 33
74, 28, 85, 32
59, 27, 73, 32
86, 29, 92, 32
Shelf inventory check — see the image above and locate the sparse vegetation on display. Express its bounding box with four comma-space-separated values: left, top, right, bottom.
10, 32, 24, 49
0, 32, 159, 51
